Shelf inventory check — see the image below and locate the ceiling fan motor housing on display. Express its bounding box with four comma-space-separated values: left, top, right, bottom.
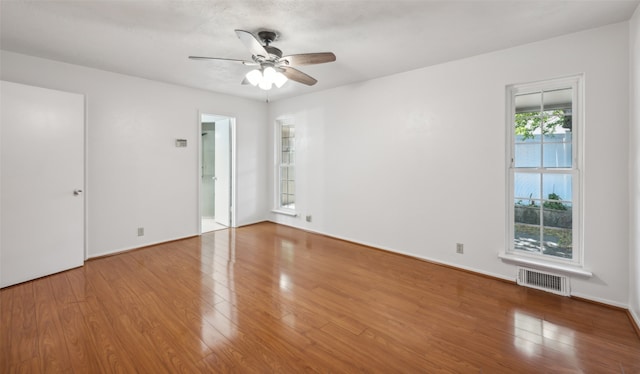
265, 46, 283, 59
258, 30, 278, 44
257, 31, 282, 59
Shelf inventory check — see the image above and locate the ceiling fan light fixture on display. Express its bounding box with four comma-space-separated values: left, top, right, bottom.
274, 72, 288, 88
258, 78, 273, 90
245, 69, 262, 86
247, 66, 285, 91
263, 66, 276, 84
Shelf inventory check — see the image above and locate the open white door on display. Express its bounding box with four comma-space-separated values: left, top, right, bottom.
214, 119, 231, 226
1, 81, 85, 288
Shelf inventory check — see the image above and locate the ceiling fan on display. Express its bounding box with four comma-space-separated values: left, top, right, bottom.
189, 29, 336, 90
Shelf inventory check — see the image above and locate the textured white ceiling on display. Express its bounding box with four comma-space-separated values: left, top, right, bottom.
1, 0, 638, 102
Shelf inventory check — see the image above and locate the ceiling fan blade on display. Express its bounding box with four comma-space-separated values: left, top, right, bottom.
188, 56, 256, 65
280, 52, 336, 66
280, 66, 317, 86
235, 29, 269, 59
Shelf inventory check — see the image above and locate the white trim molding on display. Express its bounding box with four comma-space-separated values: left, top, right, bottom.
271, 209, 298, 217
499, 252, 592, 277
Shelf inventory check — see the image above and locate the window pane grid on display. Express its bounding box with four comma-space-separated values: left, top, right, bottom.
278, 123, 295, 210
510, 79, 578, 262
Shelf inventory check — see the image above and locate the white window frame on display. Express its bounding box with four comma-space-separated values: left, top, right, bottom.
275, 119, 296, 213
505, 75, 584, 268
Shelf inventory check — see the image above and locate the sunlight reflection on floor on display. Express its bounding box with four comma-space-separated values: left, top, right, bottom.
513, 310, 577, 367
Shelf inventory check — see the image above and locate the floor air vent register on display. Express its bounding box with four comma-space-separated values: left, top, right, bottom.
517, 267, 570, 296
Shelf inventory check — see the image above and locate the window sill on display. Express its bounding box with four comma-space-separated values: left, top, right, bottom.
271, 209, 298, 217
498, 252, 592, 277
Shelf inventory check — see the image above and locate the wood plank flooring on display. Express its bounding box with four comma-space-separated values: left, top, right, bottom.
2, 222, 639, 373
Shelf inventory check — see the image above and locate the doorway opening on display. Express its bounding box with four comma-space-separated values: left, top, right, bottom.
200, 113, 235, 233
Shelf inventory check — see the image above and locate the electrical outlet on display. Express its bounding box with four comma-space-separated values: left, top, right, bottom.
306, 215, 312, 222
456, 243, 464, 254
138, 227, 144, 236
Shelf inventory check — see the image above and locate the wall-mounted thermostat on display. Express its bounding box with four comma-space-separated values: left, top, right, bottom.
175, 139, 187, 147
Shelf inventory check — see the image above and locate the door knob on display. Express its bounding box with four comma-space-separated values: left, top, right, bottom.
73, 189, 83, 196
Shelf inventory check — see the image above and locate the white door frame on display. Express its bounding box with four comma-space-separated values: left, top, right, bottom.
197, 112, 236, 232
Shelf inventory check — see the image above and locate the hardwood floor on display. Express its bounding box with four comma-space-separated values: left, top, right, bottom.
2, 222, 639, 373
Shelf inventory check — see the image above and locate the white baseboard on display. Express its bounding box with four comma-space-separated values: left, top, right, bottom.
570, 292, 628, 309
87, 234, 197, 260
267, 219, 515, 283
267, 220, 634, 311
236, 219, 270, 228
630, 308, 640, 333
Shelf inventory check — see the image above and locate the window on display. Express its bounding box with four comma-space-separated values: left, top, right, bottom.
277, 121, 295, 211
507, 76, 582, 265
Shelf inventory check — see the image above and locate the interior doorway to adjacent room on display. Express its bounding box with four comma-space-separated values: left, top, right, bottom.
200, 113, 235, 233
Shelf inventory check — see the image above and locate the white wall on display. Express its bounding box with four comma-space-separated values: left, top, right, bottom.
0, 51, 268, 258
268, 23, 630, 306
629, 5, 640, 326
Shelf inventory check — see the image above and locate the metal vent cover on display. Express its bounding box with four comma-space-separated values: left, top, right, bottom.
517, 267, 570, 296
